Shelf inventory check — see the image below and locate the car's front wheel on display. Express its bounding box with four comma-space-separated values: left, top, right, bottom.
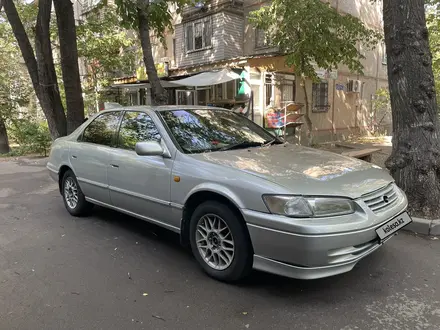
61, 170, 93, 216
189, 201, 253, 282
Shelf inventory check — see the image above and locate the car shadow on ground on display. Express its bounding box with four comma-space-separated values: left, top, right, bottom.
87, 205, 393, 300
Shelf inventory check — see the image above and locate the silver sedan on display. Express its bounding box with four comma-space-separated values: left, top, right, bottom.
47, 106, 411, 282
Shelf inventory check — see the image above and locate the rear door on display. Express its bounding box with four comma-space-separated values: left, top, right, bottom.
107, 111, 177, 230
70, 111, 122, 204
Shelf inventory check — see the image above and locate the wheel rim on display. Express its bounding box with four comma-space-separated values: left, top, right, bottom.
196, 214, 235, 270
64, 177, 78, 209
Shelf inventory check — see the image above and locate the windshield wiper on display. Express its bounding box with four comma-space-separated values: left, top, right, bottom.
218, 141, 263, 151
263, 139, 276, 147
262, 138, 284, 147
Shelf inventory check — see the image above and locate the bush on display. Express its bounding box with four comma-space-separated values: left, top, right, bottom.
9, 120, 52, 157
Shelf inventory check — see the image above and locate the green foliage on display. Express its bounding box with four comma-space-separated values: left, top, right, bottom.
9, 120, 52, 156
427, 2, 440, 109
77, 7, 137, 78
249, 0, 381, 81
114, 0, 192, 45
0, 5, 34, 124
370, 87, 391, 135
76, 6, 137, 113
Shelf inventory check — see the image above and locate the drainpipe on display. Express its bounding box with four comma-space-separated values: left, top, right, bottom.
331, 79, 336, 140
331, 0, 339, 139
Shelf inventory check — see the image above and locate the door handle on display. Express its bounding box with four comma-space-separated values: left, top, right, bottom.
110, 164, 119, 168
71, 155, 77, 159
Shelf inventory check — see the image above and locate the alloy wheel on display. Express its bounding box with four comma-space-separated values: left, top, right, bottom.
196, 214, 235, 270
64, 177, 79, 209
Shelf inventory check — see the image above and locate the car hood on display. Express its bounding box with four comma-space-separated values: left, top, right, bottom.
189, 144, 393, 198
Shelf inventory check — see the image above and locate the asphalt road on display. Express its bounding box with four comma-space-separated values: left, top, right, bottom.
1, 158, 440, 330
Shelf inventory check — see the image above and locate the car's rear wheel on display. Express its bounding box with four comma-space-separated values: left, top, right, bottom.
189, 201, 253, 282
62, 170, 93, 216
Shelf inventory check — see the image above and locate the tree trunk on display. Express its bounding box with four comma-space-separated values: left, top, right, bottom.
301, 77, 313, 146
53, 0, 84, 134
137, 7, 168, 105
383, 0, 440, 218
35, 0, 67, 139
3, 0, 41, 100
3, 0, 67, 140
0, 119, 10, 154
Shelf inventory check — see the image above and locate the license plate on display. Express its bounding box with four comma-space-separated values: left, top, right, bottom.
376, 212, 412, 240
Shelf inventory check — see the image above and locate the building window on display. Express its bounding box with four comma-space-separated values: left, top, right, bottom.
382, 42, 387, 65
256, 28, 270, 48
172, 38, 176, 65
281, 81, 296, 102
185, 18, 212, 52
186, 25, 193, 51
312, 81, 330, 113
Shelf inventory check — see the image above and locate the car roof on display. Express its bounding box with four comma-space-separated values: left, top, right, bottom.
99, 105, 230, 114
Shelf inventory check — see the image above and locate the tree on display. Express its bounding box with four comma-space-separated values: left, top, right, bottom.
115, 0, 190, 105
0, 0, 10, 154
34, 0, 67, 138
383, 0, 440, 218
249, 0, 380, 144
53, 0, 85, 134
3, 0, 66, 139
3, 0, 84, 139
0, 0, 33, 154
76, 6, 137, 113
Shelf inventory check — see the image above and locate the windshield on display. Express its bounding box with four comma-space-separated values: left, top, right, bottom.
159, 109, 280, 153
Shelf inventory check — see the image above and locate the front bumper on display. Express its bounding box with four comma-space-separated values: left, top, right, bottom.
244, 206, 407, 280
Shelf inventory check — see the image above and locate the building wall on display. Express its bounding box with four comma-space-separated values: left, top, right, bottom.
175, 11, 244, 68
241, 0, 390, 142
223, 12, 245, 59
243, 0, 278, 56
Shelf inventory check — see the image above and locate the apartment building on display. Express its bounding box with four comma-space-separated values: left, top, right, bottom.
78, 0, 390, 142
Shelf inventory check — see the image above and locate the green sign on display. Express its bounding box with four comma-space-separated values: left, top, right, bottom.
237, 70, 250, 96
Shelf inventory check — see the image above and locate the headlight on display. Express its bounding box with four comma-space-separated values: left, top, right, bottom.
263, 195, 355, 218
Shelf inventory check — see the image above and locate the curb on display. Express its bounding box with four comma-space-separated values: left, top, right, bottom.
402, 217, 440, 236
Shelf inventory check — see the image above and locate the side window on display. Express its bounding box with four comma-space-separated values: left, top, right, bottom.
118, 111, 161, 150
82, 112, 122, 146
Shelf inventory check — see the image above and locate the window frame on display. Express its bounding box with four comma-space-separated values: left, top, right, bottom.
172, 38, 176, 66
312, 80, 330, 113
78, 111, 123, 147
255, 28, 270, 49
116, 110, 163, 151
185, 17, 213, 53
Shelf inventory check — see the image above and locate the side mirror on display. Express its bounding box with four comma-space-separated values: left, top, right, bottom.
135, 141, 164, 156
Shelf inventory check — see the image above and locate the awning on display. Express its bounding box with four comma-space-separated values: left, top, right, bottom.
110, 81, 180, 89
170, 69, 241, 87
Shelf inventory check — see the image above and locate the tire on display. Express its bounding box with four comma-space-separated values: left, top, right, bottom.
61, 170, 93, 217
189, 201, 253, 282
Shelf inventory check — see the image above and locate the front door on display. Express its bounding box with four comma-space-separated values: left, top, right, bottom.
107, 111, 176, 230
70, 111, 122, 204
